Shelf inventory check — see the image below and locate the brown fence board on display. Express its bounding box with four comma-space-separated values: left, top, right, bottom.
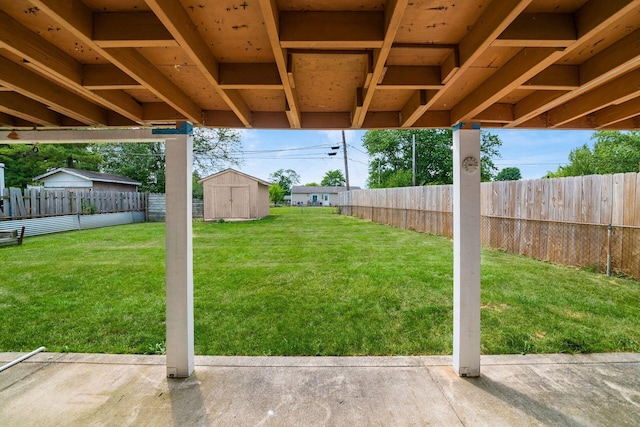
340, 173, 640, 280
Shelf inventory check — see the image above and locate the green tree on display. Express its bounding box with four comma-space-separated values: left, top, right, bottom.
363, 129, 502, 188
305, 182, 319, 186
321, 169, 345, 186
0, 144, 101, 188
546, 131, 640, 177
269, 169, 300, 194
95, 127, 243, 195
269, 183, 285, 204
495, 167, 522, 181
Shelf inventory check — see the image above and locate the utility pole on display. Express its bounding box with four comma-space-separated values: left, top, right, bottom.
412, 133, 416, 186
342, 130, 350, 190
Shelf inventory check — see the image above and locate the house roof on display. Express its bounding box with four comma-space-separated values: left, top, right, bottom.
291, 186, 360, 194
197, 168, 271, 186
0, 2, 638, 131
33, 168, 141, 186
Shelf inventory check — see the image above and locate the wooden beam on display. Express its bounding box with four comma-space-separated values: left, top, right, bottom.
580, 27, 640, 86
93, 12, 177, 48
401, 90, 431, 125
508, 0, 640, 127
459, 0, 533, 66
0, 92, 62, 126
547, 70, 640, 127
473, 104, 514, 123
378, 66, 442, 90
258, 0, 301, 128
0, 57, 107, 125
103, 48, 202, 123
0, 10, 144, 123
279, 12, 384, 49
594, 97, 640, 128
32, 0, 204, 125
251, 112, 291, 129
301, 112, 352, 129
519, 65, 580, 90
143, 103, 185, 123
0, 112, 14, 126
218, 64, 282, 89
145, 0, 251, 127
0, 9, 81, 85
494, 13, 576, 47
353, 0, 409, 128
403, 0, 533, 127
82, 64, 142, 89
452, 47, 564, 124
361, 112, 401, 129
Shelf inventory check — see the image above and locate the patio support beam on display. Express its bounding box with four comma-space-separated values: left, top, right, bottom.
156, 123, 194, 378
452, 124, 481, 377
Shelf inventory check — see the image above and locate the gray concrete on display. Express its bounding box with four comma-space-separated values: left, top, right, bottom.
1, 352, 639, 426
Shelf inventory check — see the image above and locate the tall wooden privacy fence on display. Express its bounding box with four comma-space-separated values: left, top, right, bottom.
0, 187, 147, 220
339, 173, 640, 280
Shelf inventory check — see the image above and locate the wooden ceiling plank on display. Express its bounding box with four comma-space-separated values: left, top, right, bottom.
379, 66, 442, 89
0, 56, 107, 125
494, 13, 577, 47
0, 92, 62, 126
93, 12, 177, 48
520, 65, 580, 90
362, 112, 400, 129
33, 0, 203, 124
219, 64, 282, 89
145, 0, 251, 127
452, 47, 565, 124
406, 0, 533, 127
279, 12, 384, 49
548, 70, 640, 127
258, 0, 301, 128
594, 97, 640, 128
412, 111, 452, 128
508, 0, 640, 127
353, 0, 409, 128
82, 64, 143, 89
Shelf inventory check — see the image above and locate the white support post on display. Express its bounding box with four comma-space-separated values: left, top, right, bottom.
452, 124, 481, 377
155, 123, 194, 378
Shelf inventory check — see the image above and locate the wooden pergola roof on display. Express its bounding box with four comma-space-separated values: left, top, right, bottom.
0, 0, 639, 131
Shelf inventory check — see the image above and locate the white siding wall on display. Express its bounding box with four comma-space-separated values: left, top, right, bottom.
41, 173, 92, 189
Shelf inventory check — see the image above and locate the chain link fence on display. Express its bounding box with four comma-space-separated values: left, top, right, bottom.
343, 205, 640, 280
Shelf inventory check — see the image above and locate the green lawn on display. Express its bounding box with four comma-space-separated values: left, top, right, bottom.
0, 206, 638, 356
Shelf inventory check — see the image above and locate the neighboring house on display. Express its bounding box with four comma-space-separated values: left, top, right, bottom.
33, 168, 140, 192
198, 168, 271, 221
291, 185, 360, 206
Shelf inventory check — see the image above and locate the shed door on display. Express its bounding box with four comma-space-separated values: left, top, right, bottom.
207, 185, 250, 219
230, 186, 250, 218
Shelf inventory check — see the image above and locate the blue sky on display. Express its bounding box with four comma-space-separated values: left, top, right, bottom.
235, 129, 596, 188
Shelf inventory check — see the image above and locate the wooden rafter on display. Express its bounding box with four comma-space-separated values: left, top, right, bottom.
402, 0, 533, 127
258, 0, 301, 128
353, 0, 409, 128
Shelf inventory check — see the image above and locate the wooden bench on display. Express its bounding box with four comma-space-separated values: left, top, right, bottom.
0, 226, 25, 247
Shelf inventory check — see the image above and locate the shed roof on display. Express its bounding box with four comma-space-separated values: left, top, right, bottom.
292, 186, 361, 194
34, 168, 141, 186
198, 168, 271, 186
0, 1, 638, 131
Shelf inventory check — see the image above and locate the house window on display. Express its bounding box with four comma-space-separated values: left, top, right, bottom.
312, 194, 318, 202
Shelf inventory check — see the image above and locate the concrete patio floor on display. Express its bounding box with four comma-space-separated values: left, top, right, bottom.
1, 352, 639, 426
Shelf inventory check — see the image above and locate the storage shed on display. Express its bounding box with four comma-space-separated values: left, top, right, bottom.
198, 169, 271, 221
